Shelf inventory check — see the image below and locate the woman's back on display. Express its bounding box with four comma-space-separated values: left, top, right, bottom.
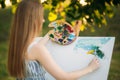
17, 37, 47, 80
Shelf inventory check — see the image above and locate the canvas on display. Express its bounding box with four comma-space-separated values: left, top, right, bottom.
45, 37, 115, 80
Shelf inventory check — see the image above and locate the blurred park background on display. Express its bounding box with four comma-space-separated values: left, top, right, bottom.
0, 0, 120, 80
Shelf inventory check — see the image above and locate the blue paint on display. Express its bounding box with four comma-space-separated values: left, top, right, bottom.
68, 33, 75, 40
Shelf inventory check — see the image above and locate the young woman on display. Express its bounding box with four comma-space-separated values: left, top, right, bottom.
8, 0, 99, 80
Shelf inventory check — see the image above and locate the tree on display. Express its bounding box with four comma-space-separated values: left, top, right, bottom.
8, 0, 120, 31
42, 0, 120, 31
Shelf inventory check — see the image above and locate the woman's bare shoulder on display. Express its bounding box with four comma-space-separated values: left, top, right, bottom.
26, 42, 44, 60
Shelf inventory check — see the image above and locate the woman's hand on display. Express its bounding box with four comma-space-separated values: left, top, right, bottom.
74, 20, 82, 36
39, 29, 54, 45
87, 57, 100, 73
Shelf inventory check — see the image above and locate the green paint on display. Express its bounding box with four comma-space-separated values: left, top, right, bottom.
49, 34, 54, 38
57, 26, 62, 31
96, 49, 104, 59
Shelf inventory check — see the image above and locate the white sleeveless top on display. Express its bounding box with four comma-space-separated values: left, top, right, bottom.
17, 37, 47, 80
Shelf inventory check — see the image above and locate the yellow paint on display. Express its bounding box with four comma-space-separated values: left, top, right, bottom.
87, 50, 95, 54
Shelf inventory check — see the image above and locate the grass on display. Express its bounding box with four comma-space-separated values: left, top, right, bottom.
0, 7, 120, 80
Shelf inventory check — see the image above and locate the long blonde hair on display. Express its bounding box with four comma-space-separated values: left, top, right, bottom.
8, 0, 43, 78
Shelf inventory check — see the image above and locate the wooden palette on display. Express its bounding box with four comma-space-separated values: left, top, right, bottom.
49, 20, 77, 45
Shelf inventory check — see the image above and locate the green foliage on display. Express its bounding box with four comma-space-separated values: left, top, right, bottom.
42, 0, 120, 28
1, 0, 120, 30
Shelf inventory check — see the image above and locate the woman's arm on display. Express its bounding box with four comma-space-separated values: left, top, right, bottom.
31, 43, 99, 80
74, 20, 82, 36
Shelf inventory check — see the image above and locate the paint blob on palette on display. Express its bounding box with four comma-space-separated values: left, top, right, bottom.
48, 20, 77, 45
